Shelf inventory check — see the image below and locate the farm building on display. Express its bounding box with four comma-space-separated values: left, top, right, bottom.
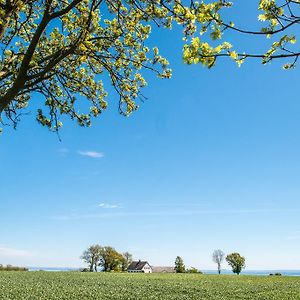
152, 266, 176, 273
127, 261, 152, 273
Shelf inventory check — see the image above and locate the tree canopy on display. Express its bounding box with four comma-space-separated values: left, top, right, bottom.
0, 0, 298, 132
81, 244, 102, 272
174, 256, 185, 273
212, 249, 225, 275
81, 244, 132, 272
226, 252, 246, 275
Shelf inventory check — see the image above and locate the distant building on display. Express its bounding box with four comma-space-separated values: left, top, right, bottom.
152, 266, 176, 273
127, 260, 152, 273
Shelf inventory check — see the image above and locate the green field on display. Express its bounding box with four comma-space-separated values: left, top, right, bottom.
0, 272, 300, 300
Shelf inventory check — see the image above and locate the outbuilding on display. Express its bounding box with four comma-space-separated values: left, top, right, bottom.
152, 266, 176, 273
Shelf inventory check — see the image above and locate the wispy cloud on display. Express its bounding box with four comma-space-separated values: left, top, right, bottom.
78, 151, 104, 158
52, 208, 300, 221
0, 246, 34, 258
51, 213, 126, 221
98, 203, 119, 209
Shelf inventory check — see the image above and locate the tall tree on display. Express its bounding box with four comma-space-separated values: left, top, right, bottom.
212, 249, 225, 275
174, 256, 185, 273
121, 252, 133, 272
99, 246, 124, 272
1, 1, 298, 133
226, 252, 246, 275
81, 244, 102, 272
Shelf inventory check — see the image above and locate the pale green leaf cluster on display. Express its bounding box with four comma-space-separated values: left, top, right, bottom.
0, 0, 174, 130
180, 0, 299, 68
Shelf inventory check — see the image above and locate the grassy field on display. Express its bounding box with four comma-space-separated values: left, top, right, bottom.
0, 272, 300, 300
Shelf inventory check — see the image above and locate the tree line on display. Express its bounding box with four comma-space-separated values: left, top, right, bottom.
175, 250, 246, 275
82, 245, 245, 275
0, 264, 28, 272
81, 245, 132, 272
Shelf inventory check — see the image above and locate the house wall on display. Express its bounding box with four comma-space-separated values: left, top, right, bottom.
142, 264, 152, 273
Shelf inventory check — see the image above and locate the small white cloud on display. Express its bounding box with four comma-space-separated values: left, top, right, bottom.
98, 203, 119, 209
78, 151, 104, 158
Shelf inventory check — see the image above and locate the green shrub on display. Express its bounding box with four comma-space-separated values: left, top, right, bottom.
186, 267, 202, 274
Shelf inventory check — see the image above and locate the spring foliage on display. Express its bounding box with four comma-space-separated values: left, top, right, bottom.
0, 1, 299, 131
226, 252, 246, 275
174, 256, 185, 273
81, 244, 132, 272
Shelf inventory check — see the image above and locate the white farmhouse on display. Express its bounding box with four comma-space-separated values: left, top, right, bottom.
127, 260, 152, 273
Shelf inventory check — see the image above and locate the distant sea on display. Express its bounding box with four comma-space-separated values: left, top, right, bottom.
203, 270, 300, 276
28, 267, 300, 276
29, 267, 81, 272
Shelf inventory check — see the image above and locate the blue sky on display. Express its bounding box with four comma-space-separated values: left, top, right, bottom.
0, 2, 300, 270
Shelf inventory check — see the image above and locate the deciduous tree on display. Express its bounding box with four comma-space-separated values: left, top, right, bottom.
226, 252, 246, 275
99, 246, 124, 272
212, 249, 225, 275
174, 256, 185, 273
81, 244, 127, 272
121, 252, 133, 271
1, 1, 298, 132
81, 244, 102, 272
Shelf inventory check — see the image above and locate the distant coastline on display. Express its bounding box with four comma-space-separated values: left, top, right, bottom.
204, 270, 300, 276
27, 267, 300, 276
28, 267, 81, 272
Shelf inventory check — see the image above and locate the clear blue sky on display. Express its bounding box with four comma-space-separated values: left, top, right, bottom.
0, 2, 300, 270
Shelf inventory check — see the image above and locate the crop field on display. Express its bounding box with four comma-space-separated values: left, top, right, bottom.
0, 272, 300, 300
